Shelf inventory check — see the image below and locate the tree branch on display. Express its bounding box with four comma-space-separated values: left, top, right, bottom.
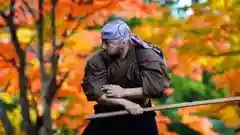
27, 81, 40, 118
58, 0, 114, 49
56, 72, 69, 88
48, 71, 69, 103
45, 0, 112, 105
2, 81, 11, 92
0, 101, 15, 135
37, 0, 47, 81
0, 11, 8, 21
8, 0, 33, 134
36, 0, 54, 134
72, 0, 93, 5
0, 53, 19, 71
35, 1, 114, 133
207, 50, 240, 57
48, 0, 58, 104
21, 0, 36, 19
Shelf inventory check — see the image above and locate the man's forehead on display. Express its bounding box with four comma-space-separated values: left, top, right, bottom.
103, 38, 123, 43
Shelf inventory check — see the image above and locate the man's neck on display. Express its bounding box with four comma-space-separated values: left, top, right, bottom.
119, 44, 130, 60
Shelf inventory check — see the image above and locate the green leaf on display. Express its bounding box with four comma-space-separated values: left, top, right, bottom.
168, 121, 201, 135
161, 109, 181, 121
218, 88, 230, 97
211, 119, 236, 135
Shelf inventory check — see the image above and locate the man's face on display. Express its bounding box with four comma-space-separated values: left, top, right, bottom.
102, 39, 123, 56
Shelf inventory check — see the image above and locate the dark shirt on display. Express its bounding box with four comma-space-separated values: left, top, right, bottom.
81, 43, 171, 111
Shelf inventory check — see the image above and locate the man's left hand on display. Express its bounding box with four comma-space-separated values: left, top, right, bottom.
101, 84, 125, 98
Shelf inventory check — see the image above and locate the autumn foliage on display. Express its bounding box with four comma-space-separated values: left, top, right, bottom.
0, 0, 163, 134
0, 0, 240, 135
133, 0, 240, 134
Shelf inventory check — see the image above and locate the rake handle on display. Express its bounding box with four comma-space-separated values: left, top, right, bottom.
87, 97, 240, 120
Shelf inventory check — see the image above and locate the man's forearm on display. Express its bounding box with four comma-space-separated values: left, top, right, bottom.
98, 94, 133, 106
123, 87, 146, 98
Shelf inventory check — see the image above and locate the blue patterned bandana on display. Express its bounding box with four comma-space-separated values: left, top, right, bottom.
101, 20, 130, 40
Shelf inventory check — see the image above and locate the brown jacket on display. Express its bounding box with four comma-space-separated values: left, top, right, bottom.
81, 43, 171, 107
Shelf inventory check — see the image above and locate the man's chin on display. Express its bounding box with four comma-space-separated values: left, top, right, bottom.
106, 51, 116, 55
107, 52, 119, 57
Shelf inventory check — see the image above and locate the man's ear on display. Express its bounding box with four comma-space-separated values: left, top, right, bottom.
121, 38, 130, 46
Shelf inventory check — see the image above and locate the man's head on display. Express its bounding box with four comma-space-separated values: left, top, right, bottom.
101, 20, 131, 56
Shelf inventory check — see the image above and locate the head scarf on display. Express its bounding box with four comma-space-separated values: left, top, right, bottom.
101, 20, 167, 65
101, 20, 148, 46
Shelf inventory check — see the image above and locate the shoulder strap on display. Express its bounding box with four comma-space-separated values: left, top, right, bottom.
147, 43, 167, 67
130, 34, 167, 67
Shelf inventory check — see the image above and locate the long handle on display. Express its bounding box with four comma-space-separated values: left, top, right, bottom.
88, 97, 240, 120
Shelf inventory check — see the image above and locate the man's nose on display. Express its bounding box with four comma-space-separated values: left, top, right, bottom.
101, 44, 106, 50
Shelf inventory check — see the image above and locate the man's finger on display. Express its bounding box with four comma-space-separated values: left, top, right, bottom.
101, 86, 112, 91
106, 90, 114, 94
106, 93, 114, 97
131, 111, 136, 115
102, 86, 113, 90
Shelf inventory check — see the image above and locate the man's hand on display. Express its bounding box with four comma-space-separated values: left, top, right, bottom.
100, 84, 144, 115
101, 84, 125, 98
123, 101, 144, 115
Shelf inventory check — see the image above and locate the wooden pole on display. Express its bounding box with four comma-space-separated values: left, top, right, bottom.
88, 97, 240, 120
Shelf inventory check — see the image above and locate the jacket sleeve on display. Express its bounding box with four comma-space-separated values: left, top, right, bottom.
81, 55, 108, 101
137, 49, 171, 98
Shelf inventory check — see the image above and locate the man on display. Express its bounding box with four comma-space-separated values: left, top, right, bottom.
81, 19, 171, 135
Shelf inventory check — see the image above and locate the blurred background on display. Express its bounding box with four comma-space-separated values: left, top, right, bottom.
0, 0, 240, 135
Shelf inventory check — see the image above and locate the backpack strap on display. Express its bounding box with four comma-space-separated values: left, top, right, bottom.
130, 34, 167, 67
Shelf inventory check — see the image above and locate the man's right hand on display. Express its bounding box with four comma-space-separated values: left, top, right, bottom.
98, 94, 144, 115
123, 101, 144, 115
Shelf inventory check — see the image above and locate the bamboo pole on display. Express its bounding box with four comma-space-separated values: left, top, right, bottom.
88, 97, 240, 120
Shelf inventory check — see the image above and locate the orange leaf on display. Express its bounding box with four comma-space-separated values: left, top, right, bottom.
67, 103, 84, 116
188, 63, 203, 81
55, 116, 70, 126
0, 17, 6, 26
31, 79, 41, 93
166, 47, 178, 68
68, 117, 87, 129
164, 88, 175, 96
56, 90, 77, 98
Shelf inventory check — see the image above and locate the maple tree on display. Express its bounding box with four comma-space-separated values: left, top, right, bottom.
1, 0, 240, 135
133, 0, 240, 134
0, 0, 162, 135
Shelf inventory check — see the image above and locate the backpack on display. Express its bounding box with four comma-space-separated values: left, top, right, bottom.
130, 34, 168, 67
131, 34, 171, 89
99, 34, 168, 68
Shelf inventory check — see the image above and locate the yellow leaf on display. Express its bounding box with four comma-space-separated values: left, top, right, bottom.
192, 103, 240, 128
7, 106, 21, 133
30, 108, 37, 123
51, 108, 61, 120
0, 127, 4, 133
29, 59, 40, 67
0, 92, 13, 104
209, 0, 226, 9
17, 28, 35, 43
0, 32, 10, 43
218, 56, 240, 70
218, 105, 240, 127
66, 30, 101, 52
196, 57, 209, 67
